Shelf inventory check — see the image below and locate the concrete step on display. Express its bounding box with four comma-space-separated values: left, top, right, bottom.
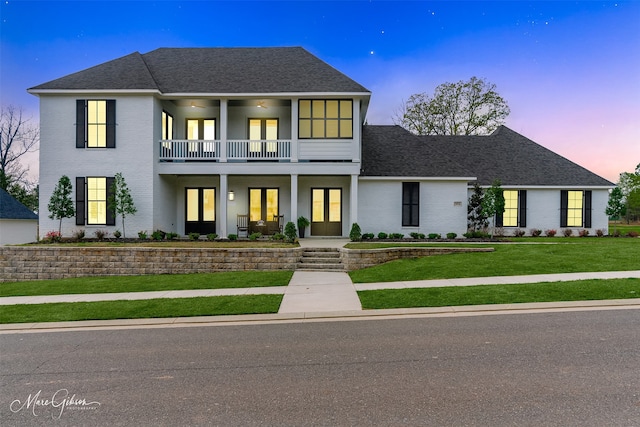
297, 248, 343, 272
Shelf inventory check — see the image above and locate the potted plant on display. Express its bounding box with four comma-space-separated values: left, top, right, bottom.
297, 216, 310, 238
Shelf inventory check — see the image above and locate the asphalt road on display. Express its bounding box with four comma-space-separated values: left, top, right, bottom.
1, 310, 639, 426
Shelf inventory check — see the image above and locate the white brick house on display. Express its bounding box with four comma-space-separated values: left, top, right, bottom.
28, 47, 612, 239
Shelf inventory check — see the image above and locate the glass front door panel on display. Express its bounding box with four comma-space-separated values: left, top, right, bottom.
185, 188, 215, 234
311, 188, 341, 236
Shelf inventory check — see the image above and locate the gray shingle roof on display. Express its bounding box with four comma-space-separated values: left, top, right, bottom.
0, 189, 38, 220
30, 47, 369, 94
362, 125, 613, 187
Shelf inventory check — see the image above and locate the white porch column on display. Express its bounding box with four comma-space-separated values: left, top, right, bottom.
219, 174, 228, 238
220, 99, 228, 162
290, 98, 299, 162
290, 174, 298, 225
350, 174, 358, 226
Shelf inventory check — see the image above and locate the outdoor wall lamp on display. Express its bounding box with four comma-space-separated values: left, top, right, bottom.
228, 191, 235, 201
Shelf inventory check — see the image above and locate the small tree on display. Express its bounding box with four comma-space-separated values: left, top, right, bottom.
284, 221, 297, 243
108, 172, 137, 238
349, 223, 362, 242
481, 179, 505, 237
47, 175, 74, 235
467, 183, 488, 231
606, 187, 626, 234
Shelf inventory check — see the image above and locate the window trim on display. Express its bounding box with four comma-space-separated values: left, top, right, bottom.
560, 190, 592, 228
76, 176, 115, 226
496, 190, 527, 228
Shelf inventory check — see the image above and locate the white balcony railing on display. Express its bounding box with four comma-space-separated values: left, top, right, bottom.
160, 140, 219, 161
159, 140, 291, 162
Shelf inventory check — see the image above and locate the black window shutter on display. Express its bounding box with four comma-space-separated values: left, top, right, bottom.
106, 176, 116, 226
76, 177, 85, 225
560, 190, 568, 227
584, 190, 592, 228
519, 190, 527, 228
76, 100, 85, 148
106, 100, 116, 148
412, 183, 420, 226
495, 212, 503, 227
402, 182, 419, 227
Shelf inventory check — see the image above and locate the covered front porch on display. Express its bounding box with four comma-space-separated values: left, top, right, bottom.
157, 173, 360, 238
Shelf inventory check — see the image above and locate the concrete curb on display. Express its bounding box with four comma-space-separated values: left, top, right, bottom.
2, 298, 639, 334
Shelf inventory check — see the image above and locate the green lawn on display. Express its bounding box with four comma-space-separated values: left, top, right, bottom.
358, 278, 640, 309
348, 238, 640, 283
0, 271, 293, 297
0, 294, 283, 324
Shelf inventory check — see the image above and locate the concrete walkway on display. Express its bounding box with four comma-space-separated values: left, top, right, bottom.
278, 271, 361, 313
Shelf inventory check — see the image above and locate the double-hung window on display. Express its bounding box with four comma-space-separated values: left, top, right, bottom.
76, 100, 116, 148
402, 182, 420, 227
497, 190, 527, 228
75, 176, 115, 226
560, 190, 592, 228
298, 100, 353, 138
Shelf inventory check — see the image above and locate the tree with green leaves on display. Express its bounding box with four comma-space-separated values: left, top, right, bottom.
8, 182, 38, 213
108, 172, 137, 238
605, 187, 626, 234
618, 164, 640, 223
482, 179, 505, 237
467, 183, 488, 232
394, 76, 510, 136
47, 175, 74, 235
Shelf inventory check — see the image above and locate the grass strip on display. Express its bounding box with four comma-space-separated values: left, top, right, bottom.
349, 239, 640, 283
0, 271, 293, 297
0, 294, 283, 324
358, 278, 640, 309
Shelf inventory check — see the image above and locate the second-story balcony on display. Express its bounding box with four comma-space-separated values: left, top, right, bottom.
160, 139, 292, 162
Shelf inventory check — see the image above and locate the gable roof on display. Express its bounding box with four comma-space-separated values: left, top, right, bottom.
362, 125, 613, 187
0, 189, 38, 220
29, 47, 370, 94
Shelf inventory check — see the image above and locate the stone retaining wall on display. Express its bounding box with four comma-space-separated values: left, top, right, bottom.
340, 246, 494, 271
0, 247, 303, 282
0, 246, 493, 282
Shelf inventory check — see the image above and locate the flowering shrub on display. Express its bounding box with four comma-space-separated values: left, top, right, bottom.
513, 229, 526, 237
530, 229, 542, 237
44, 231, 62, 243
563, 229, 573, 237
579, 229, 590, 237
545, 229, 557, 237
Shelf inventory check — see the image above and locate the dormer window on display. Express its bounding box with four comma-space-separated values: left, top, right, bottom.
298, 99, 353, 139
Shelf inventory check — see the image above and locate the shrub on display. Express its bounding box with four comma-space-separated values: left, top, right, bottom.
446, 232, 457, 239
138, 231, 148, 239
349, 223, 362, 242
43, 230, 62, 243
613, 229, 621, 237
377, 232, 388, 239
284, 222, 297, 243
165, 232, 178, 240
228, 233, 238, 241
627, 231, 639, 238
249, 232, 262, 241
410, 232, 425, 239
493, 227, 505, 237
207, 233, 218, 241
530, 229, 542, 237
94, 229, 107, 240
545, 229, 557, 237
270, 233, 285, 241
578, 229, 589, 237
113, 230, 122, 239
362, 233, 375, 240
463, 230, 490, 239
151, 230, 165, 240
562, 229, 573, 237
513, 229, 525, 237
188, 232, 200, 241
73, 229, 86, 240
428, 233, 441, 239
595, 229, 605, 237
389, 233, 404, 239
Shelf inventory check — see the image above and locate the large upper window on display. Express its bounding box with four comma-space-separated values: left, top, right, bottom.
299, 100, 353, 139
187, 119, 215, 140
76, 100, 116, 148
402, 182, 420, 227
502, 190, 519, 227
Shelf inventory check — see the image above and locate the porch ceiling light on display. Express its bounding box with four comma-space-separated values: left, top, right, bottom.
228, 190, 235, 201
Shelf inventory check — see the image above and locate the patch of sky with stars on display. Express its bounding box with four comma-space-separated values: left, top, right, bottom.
1, 0, 638, 182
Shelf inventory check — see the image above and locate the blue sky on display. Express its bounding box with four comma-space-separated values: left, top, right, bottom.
2, 0, 639, 182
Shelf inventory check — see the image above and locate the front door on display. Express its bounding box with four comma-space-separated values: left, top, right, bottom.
249, 188, 279, 234
311, 188, 342, 236
185, 188, 215, 235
